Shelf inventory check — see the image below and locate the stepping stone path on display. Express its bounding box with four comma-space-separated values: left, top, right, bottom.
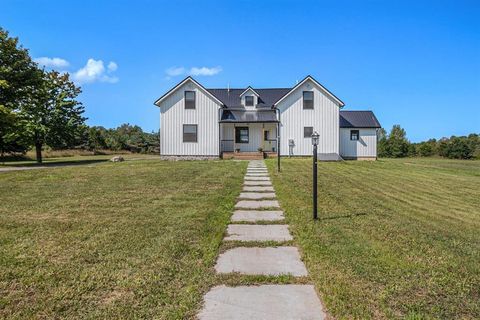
238, 192, 276, 199
198, 160, 326, 320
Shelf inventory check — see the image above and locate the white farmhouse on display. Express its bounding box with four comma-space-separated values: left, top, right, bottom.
154, 75, 381, 160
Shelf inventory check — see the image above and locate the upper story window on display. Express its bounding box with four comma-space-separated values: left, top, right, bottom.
185, 91, 196, 109
303, 91, 314, 109
350, 130, 359, 141
245, 96, 254, 107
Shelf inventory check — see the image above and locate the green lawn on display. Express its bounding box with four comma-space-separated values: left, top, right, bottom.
0, 153, 159, 168
0, 159, 246, 319
267, 157, 480, 319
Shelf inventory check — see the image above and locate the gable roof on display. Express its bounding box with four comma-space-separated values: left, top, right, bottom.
273, 75, 345, 107
339, 111, 381, 128
154, 76, 224, 107
207, 88, 290, 109
154, 75, 345, 109
239, 86, 260, 97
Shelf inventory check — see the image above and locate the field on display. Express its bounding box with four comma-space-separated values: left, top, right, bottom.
0, 159, 246, 319
1, 156, 479, 319
267, 157, 480, 319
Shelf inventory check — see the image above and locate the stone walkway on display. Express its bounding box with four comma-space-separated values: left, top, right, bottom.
198, 160, 326, 320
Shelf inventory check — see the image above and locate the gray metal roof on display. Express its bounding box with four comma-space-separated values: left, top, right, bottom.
339, 111, 381, 128
220, 110, 278, 123
207, 88, 290, 108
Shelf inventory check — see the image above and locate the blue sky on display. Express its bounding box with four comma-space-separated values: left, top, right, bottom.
1, 0, 479, 142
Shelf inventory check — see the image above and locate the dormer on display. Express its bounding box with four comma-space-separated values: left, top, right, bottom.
240, 86, 260, 109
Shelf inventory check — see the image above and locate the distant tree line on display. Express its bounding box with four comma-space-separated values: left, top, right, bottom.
0, 27, 158, 162
378, 125, 479, 159
83, 124, 159, 154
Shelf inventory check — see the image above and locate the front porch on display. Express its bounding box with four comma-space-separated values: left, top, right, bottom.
220, 122, 278, 159
222, 151, 278, 160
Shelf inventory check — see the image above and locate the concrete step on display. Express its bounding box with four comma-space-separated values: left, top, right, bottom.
238, 192, 276, 200
198, 285, 326, 320
225, 224, 292, 242
215, 247, 308, 276
231, 210, 284, 222
244, 180, 272, 186
243, 186, 274, 192
235, 200, 280, 209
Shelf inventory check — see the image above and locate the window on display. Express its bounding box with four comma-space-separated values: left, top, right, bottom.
185, 91, 195, 109
303, 91, 314, 109
264, 130, 269, 141
245, 96, 254, 106
304, 126, 313, 138
350, 130, 359, 141
235, 127, 249, 143
183, 124, 197, 142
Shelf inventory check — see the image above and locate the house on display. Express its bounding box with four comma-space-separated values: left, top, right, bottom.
154, 75, 381, 160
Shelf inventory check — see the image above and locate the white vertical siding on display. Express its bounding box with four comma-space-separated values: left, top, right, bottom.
339, 128, 377, 158
221, 123, 277, 152
277, 79, 340, 157
159, 80, 221, 156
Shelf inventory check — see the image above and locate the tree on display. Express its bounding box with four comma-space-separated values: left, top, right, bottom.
438, 136, 474, 159
377, 128, 389, 157
386, 125, 410, 158
0, 28, 43, 110
22, 70, 86, 163
407, 143, 417, 157
417, 139, 436, 157
87, 126, 108, 151
0, 28, 42, 154
0, 105, 28, 157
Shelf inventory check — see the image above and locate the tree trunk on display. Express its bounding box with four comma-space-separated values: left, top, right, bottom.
35, 141, 43, 163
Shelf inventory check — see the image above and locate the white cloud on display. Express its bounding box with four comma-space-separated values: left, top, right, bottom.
72, 58, 119, 84
165, 66, 186, 77
164, 66, 222, 78
34, 57, 70, 68
189, 66, 222, 76
107, 61, 118, 72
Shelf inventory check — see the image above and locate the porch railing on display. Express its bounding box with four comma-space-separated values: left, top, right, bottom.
220, 139, 277, 152
263, 139, 277, 152
221, 140, 234, 152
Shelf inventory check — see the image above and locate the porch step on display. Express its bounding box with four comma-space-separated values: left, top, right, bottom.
222, 152, 264, 160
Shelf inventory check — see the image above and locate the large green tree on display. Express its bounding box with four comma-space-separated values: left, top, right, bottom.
387, 125, 410, 157
22, 70, 86, 163
0, 28, 43, 155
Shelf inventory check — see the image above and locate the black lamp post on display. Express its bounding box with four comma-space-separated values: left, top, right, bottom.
311, 131, 319, 220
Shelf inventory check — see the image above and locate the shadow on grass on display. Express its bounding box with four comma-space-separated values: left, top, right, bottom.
318, 212, 367, 220
0, 159, 108, 168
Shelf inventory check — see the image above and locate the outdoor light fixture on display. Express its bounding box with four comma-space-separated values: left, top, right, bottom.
311, 131, 319, 147
311, 131, 319, 220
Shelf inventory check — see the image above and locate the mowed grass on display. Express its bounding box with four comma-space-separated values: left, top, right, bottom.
266, 158, 480, 319
0, 159, 246, 319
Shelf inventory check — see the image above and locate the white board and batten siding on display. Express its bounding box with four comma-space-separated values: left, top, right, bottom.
159, 81, 221, 156
277, 79, 340, 157
340, 128, 377, 159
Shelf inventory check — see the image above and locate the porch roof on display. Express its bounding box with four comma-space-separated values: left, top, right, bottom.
220, 110, 278, 123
